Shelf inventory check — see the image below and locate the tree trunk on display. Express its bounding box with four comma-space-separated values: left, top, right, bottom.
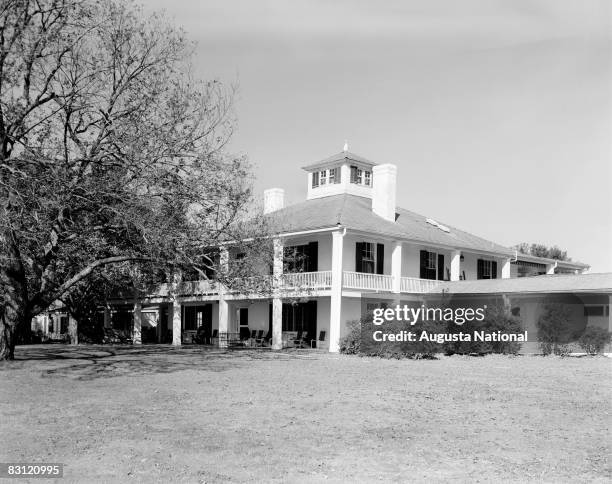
0, 230, 29, 360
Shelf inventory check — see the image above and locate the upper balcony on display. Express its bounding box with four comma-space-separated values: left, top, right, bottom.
142, 270, 442, 301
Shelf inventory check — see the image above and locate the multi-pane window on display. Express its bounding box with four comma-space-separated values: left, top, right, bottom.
328, 167, 336, 184
356, 242, 384, 274
427, 252, 437, 270
320, 170, 327, 185
420, 250, 443, 280
482, 260, 492, 278
477, 259, 497, 280
350, 165, 371, 186
361, 242, 375, 273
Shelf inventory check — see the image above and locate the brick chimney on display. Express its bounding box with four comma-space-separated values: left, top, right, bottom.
263, 188, 284, 214
371, 164, 397, 222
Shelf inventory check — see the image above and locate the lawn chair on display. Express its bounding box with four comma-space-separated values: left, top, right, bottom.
311, 330, 326, 349
191, 326, 208, 344
293, 331, 309, 348
254, 330, 264, 346
211, 329, 219, 346
261, 331, 272, 347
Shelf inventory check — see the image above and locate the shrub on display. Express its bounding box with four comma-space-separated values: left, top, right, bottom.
537, 304, 575, 355
340, 314, 443, 358
443, 304, 523, 355
578, 327, 611, 355
339, 319, 361, 355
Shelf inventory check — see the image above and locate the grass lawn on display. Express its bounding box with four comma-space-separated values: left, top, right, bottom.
1, 345, 610, 483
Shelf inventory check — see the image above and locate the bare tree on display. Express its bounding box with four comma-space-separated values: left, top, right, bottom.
0, 0, 266, 359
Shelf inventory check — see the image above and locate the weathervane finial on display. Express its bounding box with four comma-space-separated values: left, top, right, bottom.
343, 140, 348, 152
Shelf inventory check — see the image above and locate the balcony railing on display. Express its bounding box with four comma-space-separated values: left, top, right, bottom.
343, 271, 394, 291
400, 277, 443, 293
145, 271, 443, 299
281, 271, 332, 290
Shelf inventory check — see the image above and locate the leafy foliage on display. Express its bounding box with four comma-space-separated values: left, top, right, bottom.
578, 327, 611, 355
0, 0, 270, 358
513, 243, 571, 261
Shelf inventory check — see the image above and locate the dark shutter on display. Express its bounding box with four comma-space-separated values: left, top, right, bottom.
312, 172, 319, 188
420, 250, 428, 279
477, 259, 484, 279
437, 254, 444, 281
356, 242, 364, 272
492, 261, 498, 279
307, 241, 318, 272
350, 166, 358, 183
376, 243, 384, 275
335, 167, 341, 184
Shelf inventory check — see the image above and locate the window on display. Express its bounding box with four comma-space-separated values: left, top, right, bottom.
356, 242, 384, 274
584, 306, 605, 317
420, 250, 444, 280
350, 166, 358, 183
329, 167, 339, 184
477, 259, 498, 280
350, 166, 363, 184
284, 242, 318, 272
364, 171, 371, 186
361, 242, 375, 273
320, 170, 327, 185
312, 171, 319, 188
426, 252, 437, 270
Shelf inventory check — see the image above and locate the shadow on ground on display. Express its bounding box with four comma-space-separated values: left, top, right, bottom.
1, 344, 320, 381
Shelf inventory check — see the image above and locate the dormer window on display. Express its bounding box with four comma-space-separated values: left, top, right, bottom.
311, 167, 341, 188
350, 165, 371, 186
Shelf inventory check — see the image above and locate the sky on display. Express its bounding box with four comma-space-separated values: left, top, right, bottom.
146, 0, 611, 272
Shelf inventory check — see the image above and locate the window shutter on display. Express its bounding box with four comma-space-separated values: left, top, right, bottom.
376, 244, 384, 275
437, 254, 444, 281
350, 166, 358, 183
356, 242, 364, 272
420, 250, 428, 279
307, 242, 318, 272
335, 167, 341, 184
312, 172, 319, 188
477, 259, 484, 279
492, 261, 498, 279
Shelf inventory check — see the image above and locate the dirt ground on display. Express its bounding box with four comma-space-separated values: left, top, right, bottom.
0, 345, 610, 483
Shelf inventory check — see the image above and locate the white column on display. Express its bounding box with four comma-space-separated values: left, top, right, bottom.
272, 238, 284, 350
391, 241, 402, 293
218, 291, 229, 348
329, 230, 344, 353
103, 308, 111, 329
546, 261, 557, 275
133, 302, 142, 345
272, 297, 282, 350
171, 300, 182, 346
450, 250, 461, 282
501, 258, 511, 279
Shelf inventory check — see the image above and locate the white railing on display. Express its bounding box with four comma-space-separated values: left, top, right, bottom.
281, 271, 332, 289
400, 277, 443, 293
343, 271, 394, 291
